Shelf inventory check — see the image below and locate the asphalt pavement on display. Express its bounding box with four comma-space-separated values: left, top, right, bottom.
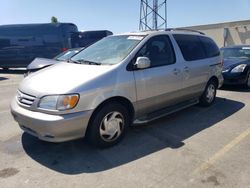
0, 70, 250, 188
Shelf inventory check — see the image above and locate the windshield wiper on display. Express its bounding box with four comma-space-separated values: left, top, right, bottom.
67, 59, 81, 64
77, 59, 102, 65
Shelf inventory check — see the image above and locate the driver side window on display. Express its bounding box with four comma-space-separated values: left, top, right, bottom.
137, 35, 176, 67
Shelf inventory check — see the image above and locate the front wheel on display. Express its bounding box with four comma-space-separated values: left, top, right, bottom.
199, 80, 217, 107
86, 102, 130, 148
244, 72, 250, 88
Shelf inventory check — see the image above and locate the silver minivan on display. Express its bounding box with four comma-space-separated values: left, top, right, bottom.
11, 29, 223, 148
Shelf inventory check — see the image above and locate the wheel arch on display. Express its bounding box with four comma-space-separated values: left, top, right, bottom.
85, 96, 135, 135
208, 76, 219, 88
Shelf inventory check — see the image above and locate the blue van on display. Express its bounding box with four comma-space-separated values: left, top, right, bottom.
71, 30, 113, 48
0, 23, 78, 69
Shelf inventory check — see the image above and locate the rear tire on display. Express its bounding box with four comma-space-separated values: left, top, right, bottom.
199, 80, 217, 107
2, 68, 9, 71
86, 102, 130, 148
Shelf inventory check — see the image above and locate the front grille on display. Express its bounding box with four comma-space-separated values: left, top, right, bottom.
17, 91, 36, 107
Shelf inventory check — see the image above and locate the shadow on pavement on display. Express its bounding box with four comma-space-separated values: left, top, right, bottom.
0, 77, 8, 81
22, 97, 245, 174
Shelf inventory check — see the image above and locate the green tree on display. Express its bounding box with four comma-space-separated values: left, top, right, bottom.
51, 16, 58, 23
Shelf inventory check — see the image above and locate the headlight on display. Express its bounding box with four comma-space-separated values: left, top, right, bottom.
231, 64, 247, 73
38, 94, 79, 111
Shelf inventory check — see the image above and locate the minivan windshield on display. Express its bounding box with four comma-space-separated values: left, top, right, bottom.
71, 35, 144, 65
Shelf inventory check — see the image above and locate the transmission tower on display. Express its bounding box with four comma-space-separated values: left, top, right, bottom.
139, 0, 167, 31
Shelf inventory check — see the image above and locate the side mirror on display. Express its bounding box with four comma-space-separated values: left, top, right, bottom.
135, 57, 151, 69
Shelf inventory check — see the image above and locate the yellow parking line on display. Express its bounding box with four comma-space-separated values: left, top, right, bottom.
193, 127, 250, 174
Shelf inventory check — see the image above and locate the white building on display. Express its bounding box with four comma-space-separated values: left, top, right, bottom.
184, 20, 250, 47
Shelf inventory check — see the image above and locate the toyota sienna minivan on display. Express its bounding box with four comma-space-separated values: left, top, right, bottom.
11, 29, 223, 148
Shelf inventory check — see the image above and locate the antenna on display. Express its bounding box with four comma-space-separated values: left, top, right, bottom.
139, 0, 167, 31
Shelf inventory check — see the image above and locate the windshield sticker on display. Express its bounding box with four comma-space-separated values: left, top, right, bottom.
242, 47, 250, 50
127, 36, 144, 40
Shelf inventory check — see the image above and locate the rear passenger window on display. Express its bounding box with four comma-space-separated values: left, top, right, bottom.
173, 34, 206, 61
199, 36, 220, 58
137, 35, 176, 67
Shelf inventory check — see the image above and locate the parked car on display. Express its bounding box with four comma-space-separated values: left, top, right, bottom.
11, 29, 223, 148
221, 45, 250, 88
25, 48, 83, 76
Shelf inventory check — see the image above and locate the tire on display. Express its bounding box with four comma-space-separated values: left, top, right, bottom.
244, 72, 250, 89
2, 68, 9, 71
199, 80, 217, 107
86, 102, 130, 148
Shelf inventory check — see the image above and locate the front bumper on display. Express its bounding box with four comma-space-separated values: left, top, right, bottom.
10, 98, 93, 142
222, 72, 248, 85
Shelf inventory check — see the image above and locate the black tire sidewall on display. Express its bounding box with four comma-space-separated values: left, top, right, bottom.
245, 72, 250, 88
87, 102, 130, 148
2, 68, 9, 71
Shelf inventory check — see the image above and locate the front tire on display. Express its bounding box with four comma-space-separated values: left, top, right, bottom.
244, 72, 250, 88
86, 102, 130, 148
199, 80, 217, 107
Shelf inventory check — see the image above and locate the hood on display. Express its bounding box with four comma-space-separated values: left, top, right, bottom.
223, 58, 250, 69
19, 62, 114, 97
27, 58, 58, 70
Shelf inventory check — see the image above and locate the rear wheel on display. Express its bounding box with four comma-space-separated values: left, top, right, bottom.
1, 68, 9, 71
86, 102, 130, 148
199, 80, 217, 107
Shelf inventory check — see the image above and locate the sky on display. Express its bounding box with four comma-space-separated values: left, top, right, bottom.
0, 0, 250, 34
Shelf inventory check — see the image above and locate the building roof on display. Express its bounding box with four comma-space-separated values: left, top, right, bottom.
183, 20, 250, 30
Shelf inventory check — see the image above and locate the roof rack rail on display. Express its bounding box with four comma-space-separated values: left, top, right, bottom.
165, 28, 205, 35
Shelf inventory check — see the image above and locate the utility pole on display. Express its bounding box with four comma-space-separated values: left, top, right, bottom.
139, 0, 167, 31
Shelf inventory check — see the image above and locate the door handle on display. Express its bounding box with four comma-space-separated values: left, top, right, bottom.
184, 66, 189, 72
173, 68, 181, 75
